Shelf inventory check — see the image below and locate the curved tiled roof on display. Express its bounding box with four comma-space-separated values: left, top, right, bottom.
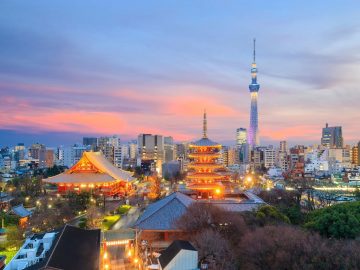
190, 137, 221, 147
44, 151, 135, 184
134, 192, 194, 231
81, 152, 134, 181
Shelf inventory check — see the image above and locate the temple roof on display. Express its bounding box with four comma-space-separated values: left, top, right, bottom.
44, 151, 135, 184
11, 204, 32, 218
133, 191, 265, 230
158, 240, 197, 269
25, 225, 101, 270
134, 192, 194, 231
190, 137, 221, 147
187, 173, 224, 179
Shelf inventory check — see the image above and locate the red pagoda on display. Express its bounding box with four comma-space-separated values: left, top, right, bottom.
186, 111, 229, 198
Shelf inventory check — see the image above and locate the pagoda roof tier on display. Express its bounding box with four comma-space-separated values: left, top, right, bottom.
187, 183, 223, 190
190, 138, 221, 147
188, 152, 221, 158
44, 151, 135, 184
187, 173, 224, 180
187, 163, 223, 169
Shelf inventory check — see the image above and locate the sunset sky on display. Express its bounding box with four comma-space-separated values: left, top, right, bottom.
1, 1, 360, 147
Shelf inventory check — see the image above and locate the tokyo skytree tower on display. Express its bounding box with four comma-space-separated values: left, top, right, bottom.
248, 39, 260, 148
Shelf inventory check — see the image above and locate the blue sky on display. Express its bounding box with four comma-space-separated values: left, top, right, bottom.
0, 1, 360, 147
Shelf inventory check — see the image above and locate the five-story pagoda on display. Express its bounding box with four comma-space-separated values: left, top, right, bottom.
187, 111, 228, 198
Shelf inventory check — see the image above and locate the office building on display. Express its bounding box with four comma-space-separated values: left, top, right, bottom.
321, 123, 343, 148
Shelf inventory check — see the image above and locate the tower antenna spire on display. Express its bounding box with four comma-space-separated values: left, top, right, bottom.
203, 109, 207, 138
253, 38, 256, 63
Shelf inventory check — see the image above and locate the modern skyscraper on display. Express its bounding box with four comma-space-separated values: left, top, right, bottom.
321, 123, 343, 148
236, 128, 247, 147
236, 128, 248, 164
83, 137, 98, 150
164, 136, 175, 162
248, 39, 260, 148
280, 141, 288, 153
137, 134, 164, 173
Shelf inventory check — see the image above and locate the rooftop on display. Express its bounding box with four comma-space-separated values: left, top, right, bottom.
24, 225, 101, 270
158, 240, 197, 269
44, 151, 135, 184
190, 137, 221, 147
134, 192, 194, 231
134, 191, 265, 231
11, 204, 31, 218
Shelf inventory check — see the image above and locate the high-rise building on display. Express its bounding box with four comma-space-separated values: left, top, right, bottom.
264, 145, 276, 169
236, 128, 248, 164
353, 144, 360, 166
83, 137, 98, 150
45, 149, 55, 168
164, 136, 175, 163
321, 123, 343, 148
248, 39, 260, 148
98, 135, 122, 168
250, 147, 264, 171
137, 134, 164, 173
62, 145, 89, 168
128, 140, 138, 160
236, 128, 247, 146
280, 141, 288, 153
29, 143, 46, 168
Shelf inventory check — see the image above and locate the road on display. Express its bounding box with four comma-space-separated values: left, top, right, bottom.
106, 206, 142, 270
111, 206, 141, 230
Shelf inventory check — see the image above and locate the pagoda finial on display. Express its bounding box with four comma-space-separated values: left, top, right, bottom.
203, 109, 207, 138
253, 38, 256, 63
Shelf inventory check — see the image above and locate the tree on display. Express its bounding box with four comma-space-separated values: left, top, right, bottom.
255, 205, 290, 225
29, 198, 74, 232
147, 175, 161, 201
192, 229, 236, 270
354, 187, 360, 201
237, 225, 360, 270
45, 165, 66, 177
176, 202, 247, 244
86, 205, 102, 229
67, 192, 91, 211
304, 201, 360, 239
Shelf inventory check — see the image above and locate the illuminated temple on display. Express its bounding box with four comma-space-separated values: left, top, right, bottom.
187, 111, 230, 198
44, 151, 135, 196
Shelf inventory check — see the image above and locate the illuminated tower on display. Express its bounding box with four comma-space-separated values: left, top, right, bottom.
186, 111, 229, 198
248, 38, 260, 148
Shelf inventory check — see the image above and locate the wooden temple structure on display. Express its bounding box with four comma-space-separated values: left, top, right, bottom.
186, 111, 230, 198
43, 151, 135, 197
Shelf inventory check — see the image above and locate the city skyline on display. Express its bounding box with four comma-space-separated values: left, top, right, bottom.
1, 1, 360, 146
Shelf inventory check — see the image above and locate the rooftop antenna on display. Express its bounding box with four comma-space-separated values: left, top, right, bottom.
203, 109, 207, 138
253, 38, 256, 63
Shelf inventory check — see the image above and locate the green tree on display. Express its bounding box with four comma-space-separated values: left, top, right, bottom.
67, 192, 91, 211
256, 205, 290, 225
304, 201, 360, 239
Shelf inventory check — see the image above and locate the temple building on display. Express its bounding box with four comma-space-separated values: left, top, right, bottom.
43, 151, 135, 197
186, 111, 230, 198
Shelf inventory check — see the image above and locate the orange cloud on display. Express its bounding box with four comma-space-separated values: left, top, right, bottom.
0, 110, 127, 134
